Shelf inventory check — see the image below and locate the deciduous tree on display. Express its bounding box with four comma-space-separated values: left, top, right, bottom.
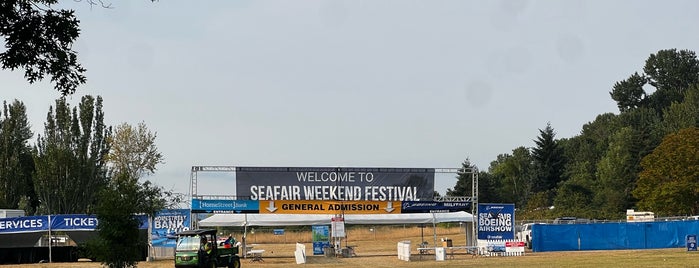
633, 127, 699, 216
0, 100, 35, 210
33, 95, 110, 214
0, 0, 85, 95
107, 122, 163, 180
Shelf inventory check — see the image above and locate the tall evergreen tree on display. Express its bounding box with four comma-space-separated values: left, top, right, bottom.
33, 95, 110, 214
447, 159, 478, 197
531, 123, 566, 195
0, 100, 35, 210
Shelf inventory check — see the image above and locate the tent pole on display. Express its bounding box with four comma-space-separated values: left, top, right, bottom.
432, 212, 437, 248
243, 214, 248, 258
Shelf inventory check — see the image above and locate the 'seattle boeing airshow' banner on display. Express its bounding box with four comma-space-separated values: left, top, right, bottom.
236, 167, 435, 201
477, 203, 515, 240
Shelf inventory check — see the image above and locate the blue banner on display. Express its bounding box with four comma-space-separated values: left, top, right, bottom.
51, 214, 99, 230
312, 225, 330, 255
477, 203, 515, 240
313, 241, 330, 255
401, 201, 471, 213
191, 199, 259, 213
152, 209, 191, 247
0, 214, 149, 234
0, 216, 48, 234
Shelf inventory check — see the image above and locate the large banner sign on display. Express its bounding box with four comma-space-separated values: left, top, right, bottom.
0, 215, 47, 233
236, 167, 435, 201
401, 201, 471, 213
52, 214, 101, 231
152, 209, 190, 247
259, 200, 400, 214
477, 203, 515, 240
0, 214, 149, 234
191, 199, 259, 213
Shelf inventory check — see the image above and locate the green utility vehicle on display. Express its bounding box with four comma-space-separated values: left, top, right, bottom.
175, 229, 241, 268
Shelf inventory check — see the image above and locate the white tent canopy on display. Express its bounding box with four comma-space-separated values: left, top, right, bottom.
198, 211, 474, 227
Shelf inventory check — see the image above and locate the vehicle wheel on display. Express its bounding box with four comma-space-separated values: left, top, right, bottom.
229, 256, 241, 268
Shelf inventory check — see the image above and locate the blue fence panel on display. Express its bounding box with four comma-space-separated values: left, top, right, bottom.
532, 220, 699, 252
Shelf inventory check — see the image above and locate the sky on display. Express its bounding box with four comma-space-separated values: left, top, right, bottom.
2, 0, 698, 199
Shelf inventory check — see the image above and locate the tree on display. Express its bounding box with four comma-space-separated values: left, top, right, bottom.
91, 173, 168, 268
593, 127, 636, 218
105, 121, 183, 207
559, 113, 622, 219
551, 180, 594, 218
0, 100, 36, 210
643, 49, 699, 105
446, 159, 478, 197
474, 171, 499, 203
33, 95, 110, 214
633, 127, 699, 216
610, 49, 699, 114
531, 123, 566, 194
93, 122, 171, 267
489, 147, 534, 208
0, 0, 85, 95
107, 122, 164, 179
660, 85, 699, 134
610, 72, 647, 112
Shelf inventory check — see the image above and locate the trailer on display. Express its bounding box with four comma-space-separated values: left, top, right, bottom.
0, 210, 25, 218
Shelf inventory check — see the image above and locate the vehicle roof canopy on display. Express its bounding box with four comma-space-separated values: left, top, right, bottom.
176, 229, 217, 236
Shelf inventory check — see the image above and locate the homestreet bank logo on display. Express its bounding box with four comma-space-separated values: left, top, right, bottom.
200, 200, 249, 209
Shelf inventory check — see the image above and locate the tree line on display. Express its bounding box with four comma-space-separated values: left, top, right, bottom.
448, 49, 699, 220
0, 96, 180, 267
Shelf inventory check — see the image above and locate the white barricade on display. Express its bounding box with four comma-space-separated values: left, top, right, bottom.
295, 243, 306, 264
477, 239, 525, 257
435, 247, 446, 261
397, 241, 411, 261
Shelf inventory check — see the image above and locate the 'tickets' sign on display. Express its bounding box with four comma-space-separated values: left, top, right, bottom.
236, 167, 435, 201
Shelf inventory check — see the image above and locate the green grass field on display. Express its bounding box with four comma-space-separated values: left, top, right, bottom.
3, 226, 697, 267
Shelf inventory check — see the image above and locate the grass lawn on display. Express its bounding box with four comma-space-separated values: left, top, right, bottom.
3, 226, 697, 267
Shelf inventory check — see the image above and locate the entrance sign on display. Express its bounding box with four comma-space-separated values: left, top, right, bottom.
401, 201, 471, 213
236, 167, 435, 201
259, 200, 401, 214
191, 199, 259, 213
477, 203, 515, 240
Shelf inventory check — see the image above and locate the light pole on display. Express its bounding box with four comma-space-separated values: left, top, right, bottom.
48, 213, 52, 263
41, 198, 52, 263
